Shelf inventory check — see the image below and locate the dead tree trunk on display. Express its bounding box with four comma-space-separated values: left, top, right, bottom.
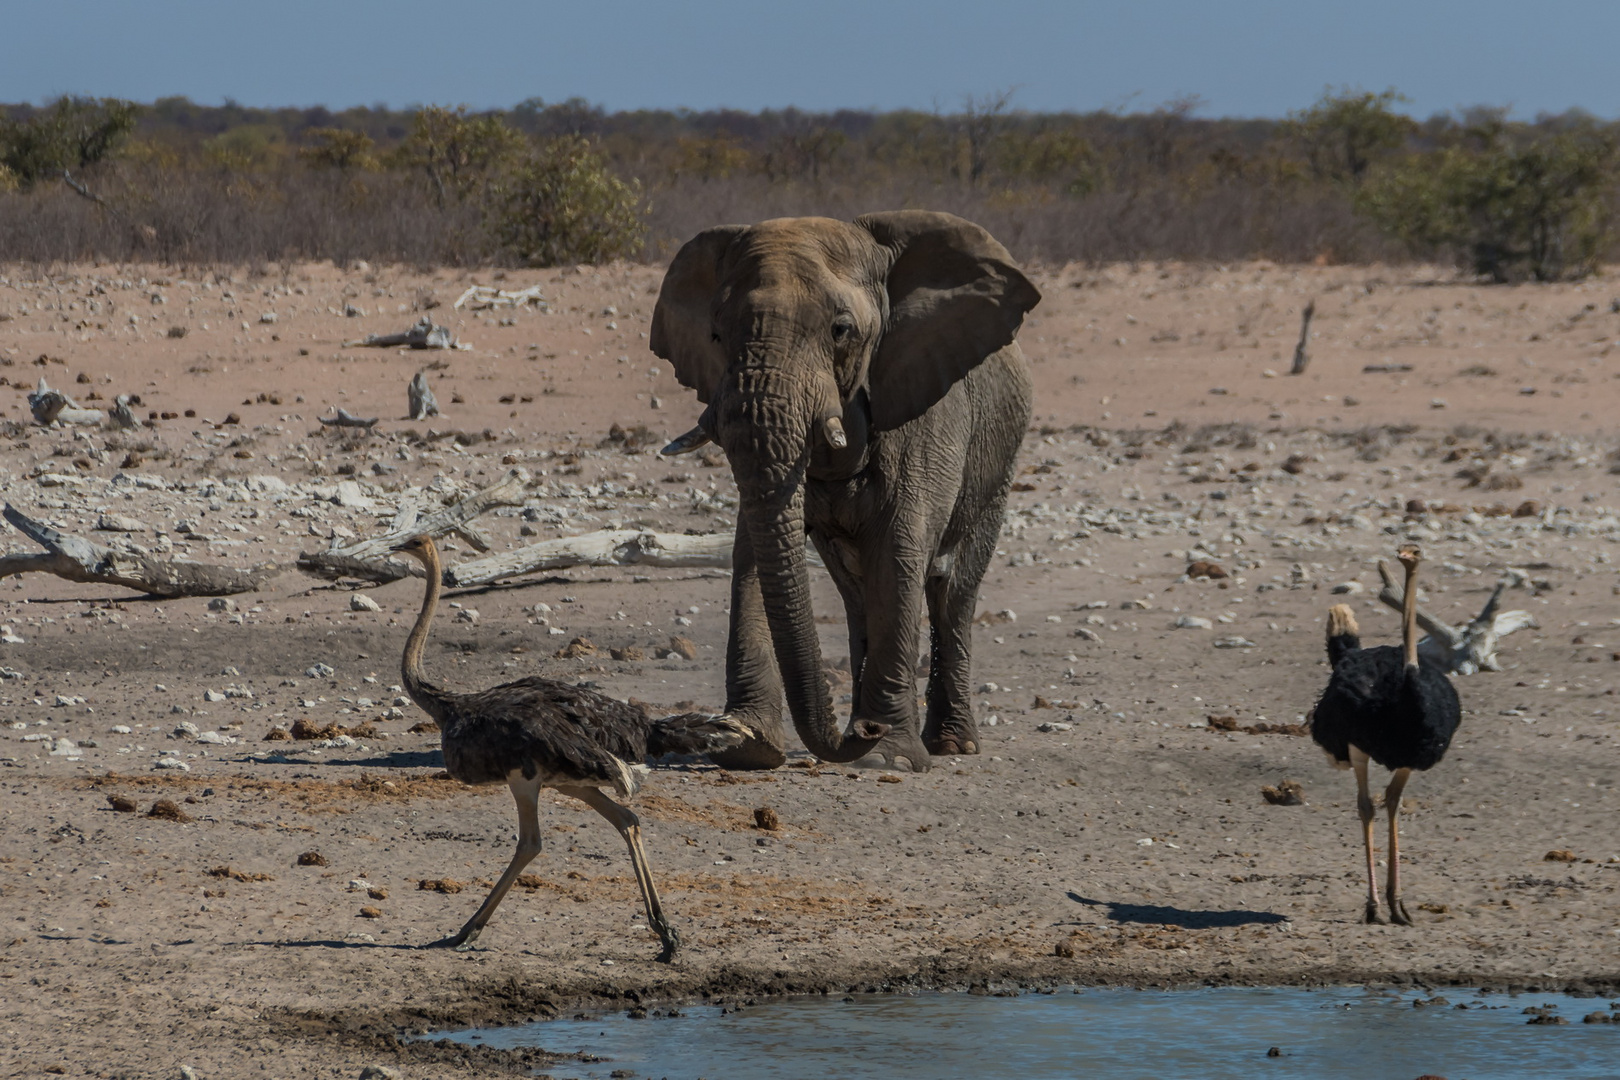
296, 469, 528, 583
0, 505, 279, 597
408, 371, 440, 420
1289, 299, 1316, 375
1375, 560, 1538, 674
444, 529, 823, 587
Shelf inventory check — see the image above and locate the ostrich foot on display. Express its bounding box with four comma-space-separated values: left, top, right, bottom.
1388, 896, 1413, 926
653, 924, 682, 964
424, 924, 481, 950
1363, 900, 1383, 925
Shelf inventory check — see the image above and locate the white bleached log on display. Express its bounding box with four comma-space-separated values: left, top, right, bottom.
453, 283, 548, 311
317, 408, 379, 429
445, 530, 734, 587
295, 469, 528, 583
344, 315, 462, 350
0, 504, 278, 597
28, 378, 103, 426
1376, 560, 1538, 675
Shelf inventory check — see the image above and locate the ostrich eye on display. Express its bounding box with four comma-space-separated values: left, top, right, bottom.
831, 317, 854, 342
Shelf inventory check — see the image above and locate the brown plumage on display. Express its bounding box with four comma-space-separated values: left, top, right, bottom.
392, 534, 751, 959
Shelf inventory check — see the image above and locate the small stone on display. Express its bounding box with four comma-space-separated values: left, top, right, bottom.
179, 1067, 201, 1080
453, 608, 479, 624
357, 1069, 401, 1080
610, 646, 645, 661
298, 850, 329, 867
196, 731, 236, 745
207, 597, 236, 612
350, 594, 382, 613
1036, 721, 1074, 733
153, 757, 191, 771
1513, 500, 1543, 518
1544, 849, 1578, 863
1214, 636, 1257, 649
173, 721, 201, 739
1174, 615, 1213, 630
202, 689, 226, 702
47, 737, 81, 757
1186, 560, 1227, 579
259, 312, 278, 324
95, 512, 147, 533
367, 887, 388, 901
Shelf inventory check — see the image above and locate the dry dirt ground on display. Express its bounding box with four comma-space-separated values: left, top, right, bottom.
1, 257, 1619, 1078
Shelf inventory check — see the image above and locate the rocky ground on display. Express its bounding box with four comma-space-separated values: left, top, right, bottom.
1, 258, 1618, 1078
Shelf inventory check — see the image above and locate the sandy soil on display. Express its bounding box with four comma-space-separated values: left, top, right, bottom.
1, 257, 1619, 1078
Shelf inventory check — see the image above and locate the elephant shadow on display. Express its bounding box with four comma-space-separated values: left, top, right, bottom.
1066, 891, 1287, 929
328, 749, 445, 769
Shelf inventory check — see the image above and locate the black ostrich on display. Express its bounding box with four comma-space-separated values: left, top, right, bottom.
1310, 545, 1461, 925
392, 534, 751, 959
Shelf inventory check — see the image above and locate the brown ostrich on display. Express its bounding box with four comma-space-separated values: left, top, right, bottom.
392, 534, 750, 959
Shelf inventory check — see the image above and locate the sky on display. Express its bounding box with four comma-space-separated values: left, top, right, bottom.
3, 0, 1616, 120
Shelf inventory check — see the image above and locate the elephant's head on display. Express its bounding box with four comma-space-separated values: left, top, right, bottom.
650, 211, 1040, 762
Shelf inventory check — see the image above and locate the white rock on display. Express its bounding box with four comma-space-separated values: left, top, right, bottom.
350, 594, 382, 613
259, 312, 278, 324
96, 513, 147, 533
196, 731, 236, 745
333, 481, 370, 508
1330, 581, 1364, 595
1072, 627, 1103, 642
207, 597, 237, 612
1174, 615, 1213, 630
1213, 636, 1258, 649
1036, 721, 1073, 733
111, 725, 132, 734
306, 663, 335, 679
202, 689, 226, 702
173, 721, 201, 738
48, 738, 81, 757
454, 608, 479, 624
0, 626, 24, 644
153, 757, 191, 771
355, 697, 373, 708
54, 694, 87, 707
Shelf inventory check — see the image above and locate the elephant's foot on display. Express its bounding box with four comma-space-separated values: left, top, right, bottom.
866, 729, 932, 773
924, 719, 981, 757
706, 712, 787, 771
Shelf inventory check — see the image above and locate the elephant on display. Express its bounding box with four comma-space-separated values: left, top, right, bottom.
650, 211, 1039, 772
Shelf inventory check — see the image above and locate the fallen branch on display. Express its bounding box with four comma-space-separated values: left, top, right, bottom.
28, 378, 103, 426
1288, 299, 1315, 375
445, 529, 735, 587
1376, 560, 1538, 674
344, 316, 463, 351
317, 408, 378, 429
453, 283, 548, 311
296, 469, 528, 583
0, 504, 278, 597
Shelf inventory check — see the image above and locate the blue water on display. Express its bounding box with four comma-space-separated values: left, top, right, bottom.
438, 986, 1620, 1080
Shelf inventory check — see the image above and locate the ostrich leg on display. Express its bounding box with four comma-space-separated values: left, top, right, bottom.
1351, 748, 1381, 924
427, 778, 542, 950
574, 788, 681, 962
1384, 768, 1414, 926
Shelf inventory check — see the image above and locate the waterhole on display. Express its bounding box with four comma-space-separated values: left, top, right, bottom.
435, 986, 1620, 1079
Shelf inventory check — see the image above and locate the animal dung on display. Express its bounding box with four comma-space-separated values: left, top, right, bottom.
358, 906, 383, 919
146, 798, 192, 822
666, 636, 699, 661
106, 794, 138, 813
753, 806, 780, 831
297, 850, 329, 867
1261, 780, 1305, 806
418, 878, 465, 894
1544, 849, 1579, 863
556, 636, 599, 659
1186, 560, 1228, 579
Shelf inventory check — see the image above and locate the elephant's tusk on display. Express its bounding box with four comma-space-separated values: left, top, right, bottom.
660, 425, 712, 455
823, 416, 848, 449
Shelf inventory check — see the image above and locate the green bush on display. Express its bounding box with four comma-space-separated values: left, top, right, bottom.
1287, 88, 1415, 185
0, 96, 138, 188
490, 136, 646, 266
1358, 129, 1614, 281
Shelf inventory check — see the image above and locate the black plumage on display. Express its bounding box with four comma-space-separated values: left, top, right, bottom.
1309, 546, 1461, 926
393, 535, 750, 958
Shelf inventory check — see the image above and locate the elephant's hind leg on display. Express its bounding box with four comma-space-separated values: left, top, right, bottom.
922, 523, 1002, 757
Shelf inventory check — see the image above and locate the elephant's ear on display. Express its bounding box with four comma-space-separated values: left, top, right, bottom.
650, 224, 748, 403
857, 210, 1040, 431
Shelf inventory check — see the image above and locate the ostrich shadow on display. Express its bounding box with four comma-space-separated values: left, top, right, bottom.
326, 749, 445, 768
1066, 891, 1287, 929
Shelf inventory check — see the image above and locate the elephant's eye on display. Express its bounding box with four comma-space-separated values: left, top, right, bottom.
831, 317, 854, 343
710, 330, 722, 344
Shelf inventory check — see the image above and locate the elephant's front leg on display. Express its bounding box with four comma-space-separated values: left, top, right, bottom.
854, 549, 932, 772
711, 523, 788, 769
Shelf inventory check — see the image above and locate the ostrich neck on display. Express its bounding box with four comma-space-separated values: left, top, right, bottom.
402, 545, 447, 717
1401, 561, 1420, 672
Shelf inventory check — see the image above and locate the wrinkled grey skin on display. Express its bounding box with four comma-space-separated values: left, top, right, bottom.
651, 211, 1038, 772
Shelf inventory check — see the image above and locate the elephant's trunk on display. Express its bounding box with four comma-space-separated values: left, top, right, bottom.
719, 375, 886, 763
